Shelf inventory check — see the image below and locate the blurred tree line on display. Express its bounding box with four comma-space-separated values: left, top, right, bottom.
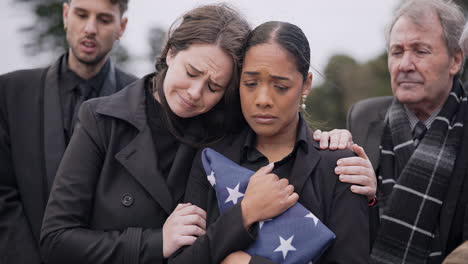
15, 0, 468, 129
305, 53, 391, 129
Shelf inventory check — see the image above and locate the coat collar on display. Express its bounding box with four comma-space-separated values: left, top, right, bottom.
365, 100, 390, 170
289, 131, 321, 196
225, 119, 320, 197
60, 53, 112, 95
43, 55, 67, 191
114, 125, 175, 215
43, 55, 119, 191
95, 74, 150, 131
97, 74, 198, 214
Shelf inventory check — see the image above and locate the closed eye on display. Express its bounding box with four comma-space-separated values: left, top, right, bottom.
186, 71, 197, 78
207, 83, 216, 92
76, 13, 87, 19
99, 17, 112, 24
416, 50, 429, 55
275, 85, 289, 92
243, 81, 257, 87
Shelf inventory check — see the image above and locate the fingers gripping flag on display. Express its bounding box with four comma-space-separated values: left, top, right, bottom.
201, 148, 336, 263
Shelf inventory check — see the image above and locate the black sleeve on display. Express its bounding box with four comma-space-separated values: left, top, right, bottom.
318, 151, 370, 264
0, 76, 42, 264
40, 101, 164, 264
347, 101, 382, 251
346, 102, 356, 134
168, 151, 258, 264
249, 255, 277, 264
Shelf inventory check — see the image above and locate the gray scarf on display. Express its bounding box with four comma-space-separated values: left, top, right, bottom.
371, 80, 467, 264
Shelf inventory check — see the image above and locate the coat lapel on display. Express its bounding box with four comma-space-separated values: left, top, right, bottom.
366, 119, 386, 170
224, 127, 321, 198
289, 140, 320, 197
43, 57, 66, 192
364, 104, 389, 170
98, 60, 117, 97
98, 76, 175, 215
115, 126, 175, 215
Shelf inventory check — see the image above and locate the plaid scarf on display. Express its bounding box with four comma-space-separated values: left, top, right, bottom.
370, 80, 467, 264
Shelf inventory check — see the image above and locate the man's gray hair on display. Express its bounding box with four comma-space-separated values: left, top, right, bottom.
386, 0, 465, 56
460, 22, 468, 54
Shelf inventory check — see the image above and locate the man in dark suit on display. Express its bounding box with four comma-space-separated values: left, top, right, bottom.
347, 0, 468, 263
0, 0, 135, 263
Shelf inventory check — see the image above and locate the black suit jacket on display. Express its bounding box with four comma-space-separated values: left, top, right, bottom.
171, 125, 369, 264
0, 56, 136, 264
40, 76, 201, 264
347, 95, 468, 257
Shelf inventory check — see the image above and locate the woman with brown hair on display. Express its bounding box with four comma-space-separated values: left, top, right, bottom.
39, 4, 265, 264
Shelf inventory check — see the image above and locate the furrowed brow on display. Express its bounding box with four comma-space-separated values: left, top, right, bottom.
242, 71, 260, 76
270, 75, 290, 81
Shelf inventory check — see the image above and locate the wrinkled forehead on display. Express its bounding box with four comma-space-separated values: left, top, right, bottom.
396, 10, 439, 32
389, 12, 445, 46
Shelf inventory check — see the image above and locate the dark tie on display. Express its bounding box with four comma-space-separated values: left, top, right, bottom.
71, 83, 93, 135
412, 121, 427, 146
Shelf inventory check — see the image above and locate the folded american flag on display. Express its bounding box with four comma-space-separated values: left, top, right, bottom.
201, 148, 336, 263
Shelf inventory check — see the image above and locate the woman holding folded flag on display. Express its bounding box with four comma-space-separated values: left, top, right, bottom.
40, 4, 372, 263
173, 21, 369, 263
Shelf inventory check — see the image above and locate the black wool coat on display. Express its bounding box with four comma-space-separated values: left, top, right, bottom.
40, 76, 200, 264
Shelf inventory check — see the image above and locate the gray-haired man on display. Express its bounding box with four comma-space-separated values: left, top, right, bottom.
346, 0, 468, 263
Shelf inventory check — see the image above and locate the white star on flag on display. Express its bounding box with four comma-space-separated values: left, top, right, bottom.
305, 212, 319, 226
207, 171, 216, 186
225, 183, 244, 204
259, 218, 272, 229
274, 235, 297, 259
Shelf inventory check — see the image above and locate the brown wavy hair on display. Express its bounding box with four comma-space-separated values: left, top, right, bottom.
152, 3, 251, 145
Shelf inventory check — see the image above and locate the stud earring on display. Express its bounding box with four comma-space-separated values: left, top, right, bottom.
300, 95, 307, 110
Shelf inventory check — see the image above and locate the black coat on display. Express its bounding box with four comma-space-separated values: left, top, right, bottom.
40, 76, 201, 264
0, 56, 136, 264
347, 95, 468, 258
170, 124, 370, 264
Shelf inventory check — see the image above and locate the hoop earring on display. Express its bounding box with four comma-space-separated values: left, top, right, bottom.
300, 95, 307, 110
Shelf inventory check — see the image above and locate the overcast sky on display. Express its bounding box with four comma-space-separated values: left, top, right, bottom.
1, 0, 400, 81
